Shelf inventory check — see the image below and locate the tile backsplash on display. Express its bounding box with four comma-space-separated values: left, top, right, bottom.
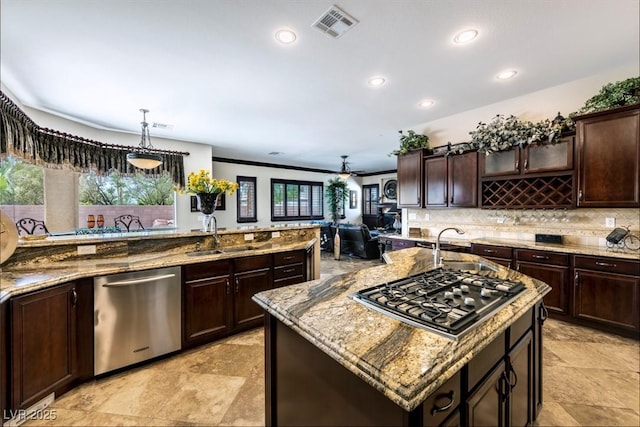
405, 207, 640, 248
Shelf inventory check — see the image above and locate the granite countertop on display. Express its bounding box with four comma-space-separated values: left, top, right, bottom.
0, 239, 315, 301
381, 234, 640, 260
252, 247, 550, 412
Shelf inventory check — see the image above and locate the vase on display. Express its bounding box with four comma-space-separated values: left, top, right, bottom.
197, 193, 221, 232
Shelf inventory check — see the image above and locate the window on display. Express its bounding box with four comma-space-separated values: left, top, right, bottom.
363, 184, 379, 215
237, 176, 257, 223
271, 179, 323, 221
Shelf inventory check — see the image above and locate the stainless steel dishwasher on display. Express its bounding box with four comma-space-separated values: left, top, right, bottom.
94, 266, 181, 375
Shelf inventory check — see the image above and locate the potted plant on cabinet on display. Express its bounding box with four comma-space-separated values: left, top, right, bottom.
389, 130, 431, 156
574, 76, 640, 115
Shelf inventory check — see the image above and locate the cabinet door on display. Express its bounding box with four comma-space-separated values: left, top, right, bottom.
516, 261, 570, 316
397, 149, 424, 207
234, 268, 273, 329
576, 107, 640, 207
523, 136, 574, 174
466, 361, 507, 427
449, 151, 478, 207
183, 275, 232, 347
573, 269, 639, 332
507, 330, 534, 427
480, 148, 519, 177
424, 157, 447, 207
11, 283, 78, 410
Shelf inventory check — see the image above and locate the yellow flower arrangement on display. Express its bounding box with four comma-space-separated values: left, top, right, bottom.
184, 169, 239, 195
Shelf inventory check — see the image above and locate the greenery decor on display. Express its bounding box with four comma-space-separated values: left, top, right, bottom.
184, 169, 238, 195
575, 76, 640, 115
470, 114, 564, 155
389, 130, 431, 156
325, 177, 349, 224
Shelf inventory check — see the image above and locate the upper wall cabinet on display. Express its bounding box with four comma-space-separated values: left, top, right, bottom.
424, 151, 478, 208
574, 104, 640, 208
397, 148, 427, 208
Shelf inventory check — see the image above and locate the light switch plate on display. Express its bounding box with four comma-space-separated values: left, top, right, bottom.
272, 231, 281, 238
605, 217, 616, 228
77, 245, 97, 255
244, 233, 254, 241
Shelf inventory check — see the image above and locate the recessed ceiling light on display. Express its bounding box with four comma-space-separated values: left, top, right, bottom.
496, 69, 518, 80
418, 99, 435, 108
368, 76, 386, 87
453, 29, 479, 44
275, 29, 297, 44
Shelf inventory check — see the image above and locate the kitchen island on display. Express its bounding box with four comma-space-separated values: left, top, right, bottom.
253, 247, 550, 426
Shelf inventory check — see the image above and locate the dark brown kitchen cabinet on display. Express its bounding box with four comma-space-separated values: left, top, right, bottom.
424, 151, 478, 208
10, 282, 79, 410
574, 105, 640, 207
471, 244, 513, 269
515, 249, 570, 317
273, 250, 306, 288
183, 260, 233, 347
573, 255, 639, 334
397, 148, 427, 208
465, 330, 534, 427
234, 255, 272, 330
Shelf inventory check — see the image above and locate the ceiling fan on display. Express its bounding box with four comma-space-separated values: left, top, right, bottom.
337, 155, 364, 179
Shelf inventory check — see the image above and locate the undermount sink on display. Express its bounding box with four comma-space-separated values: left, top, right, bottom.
186, 244, 265, 256
440, 260, 498, 272
221, 245, 261, 252
186, 249, 224, 256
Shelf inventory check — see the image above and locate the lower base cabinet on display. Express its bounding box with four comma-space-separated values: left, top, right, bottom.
265, 304, 540, 427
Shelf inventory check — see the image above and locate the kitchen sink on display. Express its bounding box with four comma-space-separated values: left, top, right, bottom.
186, 244, 266, 256
186, 249, 224, 256
440, 260, 498, 272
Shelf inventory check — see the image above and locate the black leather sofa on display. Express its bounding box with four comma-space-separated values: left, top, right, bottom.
331, 223, 380, 259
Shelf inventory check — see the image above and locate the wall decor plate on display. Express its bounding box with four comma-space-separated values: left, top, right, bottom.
383, 179, 397, 200
1, 210, 19, 265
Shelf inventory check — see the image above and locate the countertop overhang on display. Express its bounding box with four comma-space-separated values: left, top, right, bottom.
253, 247, 550, 412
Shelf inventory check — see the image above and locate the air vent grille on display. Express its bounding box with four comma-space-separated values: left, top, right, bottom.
312, 5, 358, 38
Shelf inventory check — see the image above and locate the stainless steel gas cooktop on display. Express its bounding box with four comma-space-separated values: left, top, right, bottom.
352, 268, 525, 340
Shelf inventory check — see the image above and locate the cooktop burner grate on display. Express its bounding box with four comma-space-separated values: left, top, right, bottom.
352, 268, 525, 339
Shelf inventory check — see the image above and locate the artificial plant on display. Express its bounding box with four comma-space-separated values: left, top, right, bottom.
325, 177, 349, 224
389, 130, 431, 156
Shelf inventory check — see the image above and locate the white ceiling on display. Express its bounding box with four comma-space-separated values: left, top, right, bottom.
1, 0, 638, 174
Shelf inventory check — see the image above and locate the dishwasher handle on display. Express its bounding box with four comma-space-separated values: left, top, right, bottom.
102, 273, 177, 287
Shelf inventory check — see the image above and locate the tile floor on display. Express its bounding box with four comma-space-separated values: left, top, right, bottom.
23, 253, 639, 426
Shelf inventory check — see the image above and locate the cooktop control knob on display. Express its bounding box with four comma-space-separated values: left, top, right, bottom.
444, 291, 454, 300
452, 287, 462, 296
460, 284, 470, 293
463, 297, 476, 306
480, 288, 492, 298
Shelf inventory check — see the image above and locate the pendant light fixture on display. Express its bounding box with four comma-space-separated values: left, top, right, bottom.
126, 109, 163, 169
339, 155, 351, 180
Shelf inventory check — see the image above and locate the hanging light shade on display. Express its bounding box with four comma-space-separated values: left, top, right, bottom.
126, 109, 163, 169
338, 155, 351, 180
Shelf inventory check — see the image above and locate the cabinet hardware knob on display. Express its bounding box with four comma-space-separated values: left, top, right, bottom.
226, 279, 231, 295
484, 249, 495, 253
515, 160, 519, 170
539, 303, 549, 323
508, 363, 518, 390
516, 263, 520, 271
532, 255, 549, 260
578, 190, 583, 201
574, 273, 579, 285
235, 278, 239, 294
71, 288, 77, 306
523, 159, 528, 170
430, 390, 455, 415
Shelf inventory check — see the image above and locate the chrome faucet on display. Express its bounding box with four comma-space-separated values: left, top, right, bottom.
434, 227, 465, 267
212, 216, 220, 249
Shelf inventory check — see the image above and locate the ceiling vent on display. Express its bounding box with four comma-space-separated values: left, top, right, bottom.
312, 5, 359, 38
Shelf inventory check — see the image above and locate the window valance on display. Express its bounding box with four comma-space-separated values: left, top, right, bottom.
0, 91, 187, 187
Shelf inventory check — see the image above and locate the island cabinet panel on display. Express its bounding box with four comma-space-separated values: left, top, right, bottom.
398, 149, 427, 208
421, 370, 461, 427
515, 249, 570, 317
182, 260, 233, 348
273, 250, 306, 288
234, 254, 272, 330
573, 255, 639, 334
575, 105, 640, 207
10, 282, 79, 410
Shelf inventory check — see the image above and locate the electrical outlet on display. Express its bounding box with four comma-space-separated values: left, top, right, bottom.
244, 233, 254, 241
423, 213, 430, 221
271, 231, 281, 238
605, 217, 616, 228
77, 245, 96, 255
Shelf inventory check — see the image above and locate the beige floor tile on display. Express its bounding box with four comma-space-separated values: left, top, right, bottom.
534, 401, 580, 426
544, 340, 640, 371
561, 403, 640, 427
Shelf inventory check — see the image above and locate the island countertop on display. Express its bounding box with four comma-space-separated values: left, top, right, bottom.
252, 247, 550, 412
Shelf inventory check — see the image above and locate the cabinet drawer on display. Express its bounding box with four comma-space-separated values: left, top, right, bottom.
183, 260, 231, 281
422, 370, 461, 427
509, 307, 533, 349
573, 255, 639, 276
235, 254, 271, 273
274, 263, 304, 280
273, 251, 305, 267
391, 239, 416, 250
515, 249, 568, 266
274, 275, 306, 288
467, 331, 506, 392
471, 244, 512, 260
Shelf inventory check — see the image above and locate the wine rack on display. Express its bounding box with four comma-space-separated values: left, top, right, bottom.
481, 173, 574, 208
